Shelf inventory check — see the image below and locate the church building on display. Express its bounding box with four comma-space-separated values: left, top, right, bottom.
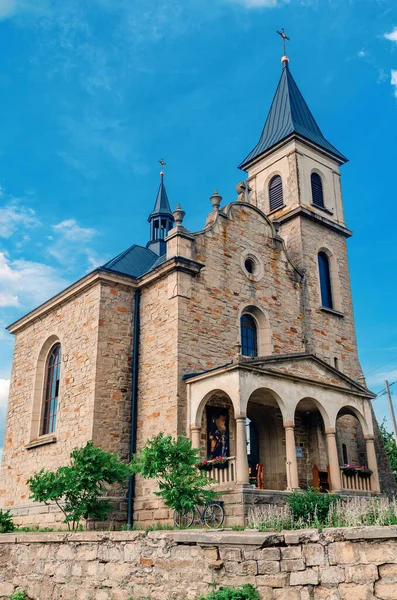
1, 52, 395, 527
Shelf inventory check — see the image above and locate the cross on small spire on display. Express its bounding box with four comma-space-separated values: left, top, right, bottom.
159, 158, 166, 176
277, 28, 290, 57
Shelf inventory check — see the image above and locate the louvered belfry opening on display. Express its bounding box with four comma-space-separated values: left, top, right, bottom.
311, 173, 324, 208
269, 175, 283, 211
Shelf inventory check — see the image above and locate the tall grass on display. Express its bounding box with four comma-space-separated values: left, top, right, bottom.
248, 496, 397, 531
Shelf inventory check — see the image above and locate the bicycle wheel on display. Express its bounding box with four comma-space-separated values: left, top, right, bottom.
173, 508, 194, 528
203, 503, 224, 529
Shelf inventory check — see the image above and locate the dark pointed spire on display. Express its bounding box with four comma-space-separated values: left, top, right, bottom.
239, 59, 347, 171
147, 171, 175, 256
149, 172, 174, 219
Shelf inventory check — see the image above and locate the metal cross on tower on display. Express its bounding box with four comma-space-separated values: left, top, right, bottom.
277, 28, 290, 56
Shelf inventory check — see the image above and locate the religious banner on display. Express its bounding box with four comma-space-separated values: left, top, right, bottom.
207, 407, 230, 459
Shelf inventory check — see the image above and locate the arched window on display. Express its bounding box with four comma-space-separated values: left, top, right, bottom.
318, 252, 333, 309
269, 175, 283, 211
311, 173, 324, 208
240, 314, 258, 358
41, 343, 61, 435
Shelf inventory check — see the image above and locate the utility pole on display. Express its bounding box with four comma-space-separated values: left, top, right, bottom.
385, 380, 397, 444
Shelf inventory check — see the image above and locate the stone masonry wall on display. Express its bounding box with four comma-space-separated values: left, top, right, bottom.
0, 527, 397, 599
0, 283, 102, 526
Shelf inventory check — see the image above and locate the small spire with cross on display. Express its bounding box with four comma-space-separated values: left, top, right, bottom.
159, 158, 166, 176
277, 28, 290, 64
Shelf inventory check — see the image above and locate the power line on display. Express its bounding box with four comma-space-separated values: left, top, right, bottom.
376, 381, 397, 398
366, 356, 397, 377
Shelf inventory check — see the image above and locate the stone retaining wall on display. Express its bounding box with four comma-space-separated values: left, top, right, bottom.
0, 527, 397, 599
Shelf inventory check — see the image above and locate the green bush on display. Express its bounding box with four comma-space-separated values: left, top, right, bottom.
28, 442, 132, 530
9, 592, 26, 600
287, 487, 338, 525
132, 433, 217, 514
0, 509, 15, 533
199, 585, 259, 600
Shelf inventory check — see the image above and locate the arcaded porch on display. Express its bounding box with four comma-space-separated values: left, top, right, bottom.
186, 358, 380, 496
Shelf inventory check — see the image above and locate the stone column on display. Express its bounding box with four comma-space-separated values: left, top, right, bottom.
236, 417, 249, 485
325, 428, 342, 493
365, 435, 381, 492
190, 426, 201, 450
284, 421, 299, 490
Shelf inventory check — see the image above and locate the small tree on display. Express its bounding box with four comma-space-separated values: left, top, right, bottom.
28, 442, 132, 530
132, 433, 217, 514
0, 509, 15, 533
380, 420, 397, 484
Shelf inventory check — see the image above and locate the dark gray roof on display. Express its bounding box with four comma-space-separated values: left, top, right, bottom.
100, 244, 159, 278
149, 173, 174, 219
239, 62, 347, 170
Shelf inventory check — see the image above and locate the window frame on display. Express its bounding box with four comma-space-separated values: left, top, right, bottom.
40, 343, 62, 436
268, 175, 284, 212
240, 314, 258, 358
318, 251, 334, 310
311, 172, 325, 208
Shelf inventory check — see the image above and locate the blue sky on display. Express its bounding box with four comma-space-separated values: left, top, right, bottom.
0, 0, 397, 455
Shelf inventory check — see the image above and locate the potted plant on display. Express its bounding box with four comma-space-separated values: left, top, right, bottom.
212, 456, 228, 469
342, 464, 357, 476
357, 466, 373, 478
196, 459, 212, 472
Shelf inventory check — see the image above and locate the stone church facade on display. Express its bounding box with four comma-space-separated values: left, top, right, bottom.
1, 56, 395, 527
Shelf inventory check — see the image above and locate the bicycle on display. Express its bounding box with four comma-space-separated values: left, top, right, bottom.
173, 501, 225, 529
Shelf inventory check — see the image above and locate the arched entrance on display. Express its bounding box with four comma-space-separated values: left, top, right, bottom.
246, 388, 286, 490
294, 398, 330, 492
336, 408, 367, 468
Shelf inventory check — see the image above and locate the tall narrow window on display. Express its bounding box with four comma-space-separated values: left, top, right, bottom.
41, 343, 61, 435
240, 314, 258, 358
342, 443, 348, 465
311, 173, 324, 208
269, 175, 283, 211
318, 252, 333, 309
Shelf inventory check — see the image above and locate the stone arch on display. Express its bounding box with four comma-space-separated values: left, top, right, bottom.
246, 389, 287, 490
334, 405, 369, 435
240, 386, 286, 421
238, 304, 272, 357
294, 397, 331, 491
30, 334, 63, 441
198, 390, 236, 461
316, 245, 342, 313
335, 406, 368, 469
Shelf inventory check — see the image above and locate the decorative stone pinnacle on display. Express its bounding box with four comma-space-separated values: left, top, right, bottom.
173, 203, 185, 226
210, 190, 222, 211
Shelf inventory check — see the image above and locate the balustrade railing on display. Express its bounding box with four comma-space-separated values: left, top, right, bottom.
202, 457, 236, 485
340, 469, 372, 492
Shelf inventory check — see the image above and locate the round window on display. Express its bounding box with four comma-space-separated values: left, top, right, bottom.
244, 258, 255, 275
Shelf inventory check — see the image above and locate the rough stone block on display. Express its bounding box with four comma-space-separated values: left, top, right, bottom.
282, 546, 302, 559
374, 580, 397, 599
345, 564, 379, 583
273, 589, 301, 600
303, 543, 325, 566
219, 547, 243, 562
256, 574, 288, 588
328, 542, 358, 565
338, 583, 375, 600
314, 587, 341, 600
257, 560, 280, 575
320, 566, 345, 584
281, 559, 306, 572
379, 564, 397, 580
290, 569, 319, 586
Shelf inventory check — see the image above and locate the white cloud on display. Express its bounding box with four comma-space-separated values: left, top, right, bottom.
52, 219, 96, 243
0, 251, 68, 308
392, 70, 397, 98
0, 379, 9, 409
0, 200, 41, 239
366, 367, 397, 388
0, 0, 16, 19
0, 292, 19, 307
385, 27, 397, 43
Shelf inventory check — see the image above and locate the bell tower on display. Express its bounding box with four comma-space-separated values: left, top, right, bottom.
239, 46, 364, 383
147, 171, 175, 256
